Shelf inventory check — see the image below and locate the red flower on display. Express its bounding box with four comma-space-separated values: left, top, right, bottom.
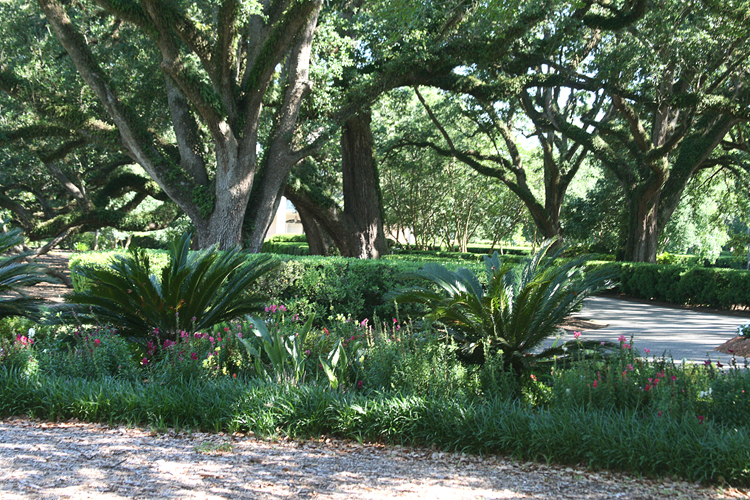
94, 339, 101, 347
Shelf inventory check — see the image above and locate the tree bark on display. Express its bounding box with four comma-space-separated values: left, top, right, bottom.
296, 203, 337, 256
340, 111, 389, 258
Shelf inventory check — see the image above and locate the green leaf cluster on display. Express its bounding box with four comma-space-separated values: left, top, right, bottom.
387, 238, 617, 374
63, 232, 279, 342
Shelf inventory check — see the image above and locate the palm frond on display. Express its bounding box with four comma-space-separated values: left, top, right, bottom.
387, 237, 617, 375
62, 232, 280, 341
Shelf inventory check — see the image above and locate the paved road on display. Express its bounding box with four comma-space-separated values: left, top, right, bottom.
546, 296, 750, 363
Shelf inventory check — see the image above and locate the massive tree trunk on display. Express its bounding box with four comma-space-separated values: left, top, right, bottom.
296, 203, 337, 256
38, 0, 324, 250
282, 112, 389, 258
623, 188, 661, 263
340, 112, 389, 258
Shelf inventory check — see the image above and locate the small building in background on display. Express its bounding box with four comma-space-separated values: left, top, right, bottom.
265, 196, 304, 238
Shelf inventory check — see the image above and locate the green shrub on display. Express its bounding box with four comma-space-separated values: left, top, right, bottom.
36, 326, 140, 380
708, 367, 750, 427
0, 332, 37, 374
592, 261, 750, 309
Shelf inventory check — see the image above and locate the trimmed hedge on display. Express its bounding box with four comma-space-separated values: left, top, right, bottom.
587, 261, 750, 309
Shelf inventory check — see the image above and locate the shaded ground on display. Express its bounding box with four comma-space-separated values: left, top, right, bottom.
1, 418, 745, 500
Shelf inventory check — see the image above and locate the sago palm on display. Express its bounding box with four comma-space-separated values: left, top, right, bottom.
64, 232, 279, 343
388, 239, 617, 375
0, 228, 51, 321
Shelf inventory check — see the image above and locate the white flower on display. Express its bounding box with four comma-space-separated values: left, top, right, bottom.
27, 328, 35, 338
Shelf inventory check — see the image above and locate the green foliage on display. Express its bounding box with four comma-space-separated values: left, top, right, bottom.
238, 313, 315, 385
63, 233, 279, 343
0, 331, 36, 375
0, 227, 51, 321
613, 262, 750, 309
388, 239, 618, 375
362, 322, 484, 399
261, 235, 310, 256
69, 249, 171, 291
255, 256, 435, 324
192, 184, 215, 219
35, 326, 140, 381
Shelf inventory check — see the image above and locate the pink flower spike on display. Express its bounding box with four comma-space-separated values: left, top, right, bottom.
191, 352, 198, 361
593, 379, 598, 388
618, 335, 626, 343
574, 331, 581, 339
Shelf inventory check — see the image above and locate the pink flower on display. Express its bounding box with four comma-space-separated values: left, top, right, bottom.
627, 364, 634, 371
644, 348, 651, 354
142, 357, 149, 365
357, 380, 363, 389
658, 411, 662, 417
698, 415, 704, 424
644, 384, 652, 392
393, 318, 398, 323
304, 350, 311, 356
94, 339, 101, 347
224, 327, 229, 332
593, 379, 598, 388
191, 352, 198, 361
574, 331, 581, 339
623, 343, 631, 350
209, 337, 215, 343
618, 335, 626, 343
671, 375, 677, 382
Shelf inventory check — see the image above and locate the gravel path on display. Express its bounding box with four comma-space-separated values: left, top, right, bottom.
1, 418, 743, 500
